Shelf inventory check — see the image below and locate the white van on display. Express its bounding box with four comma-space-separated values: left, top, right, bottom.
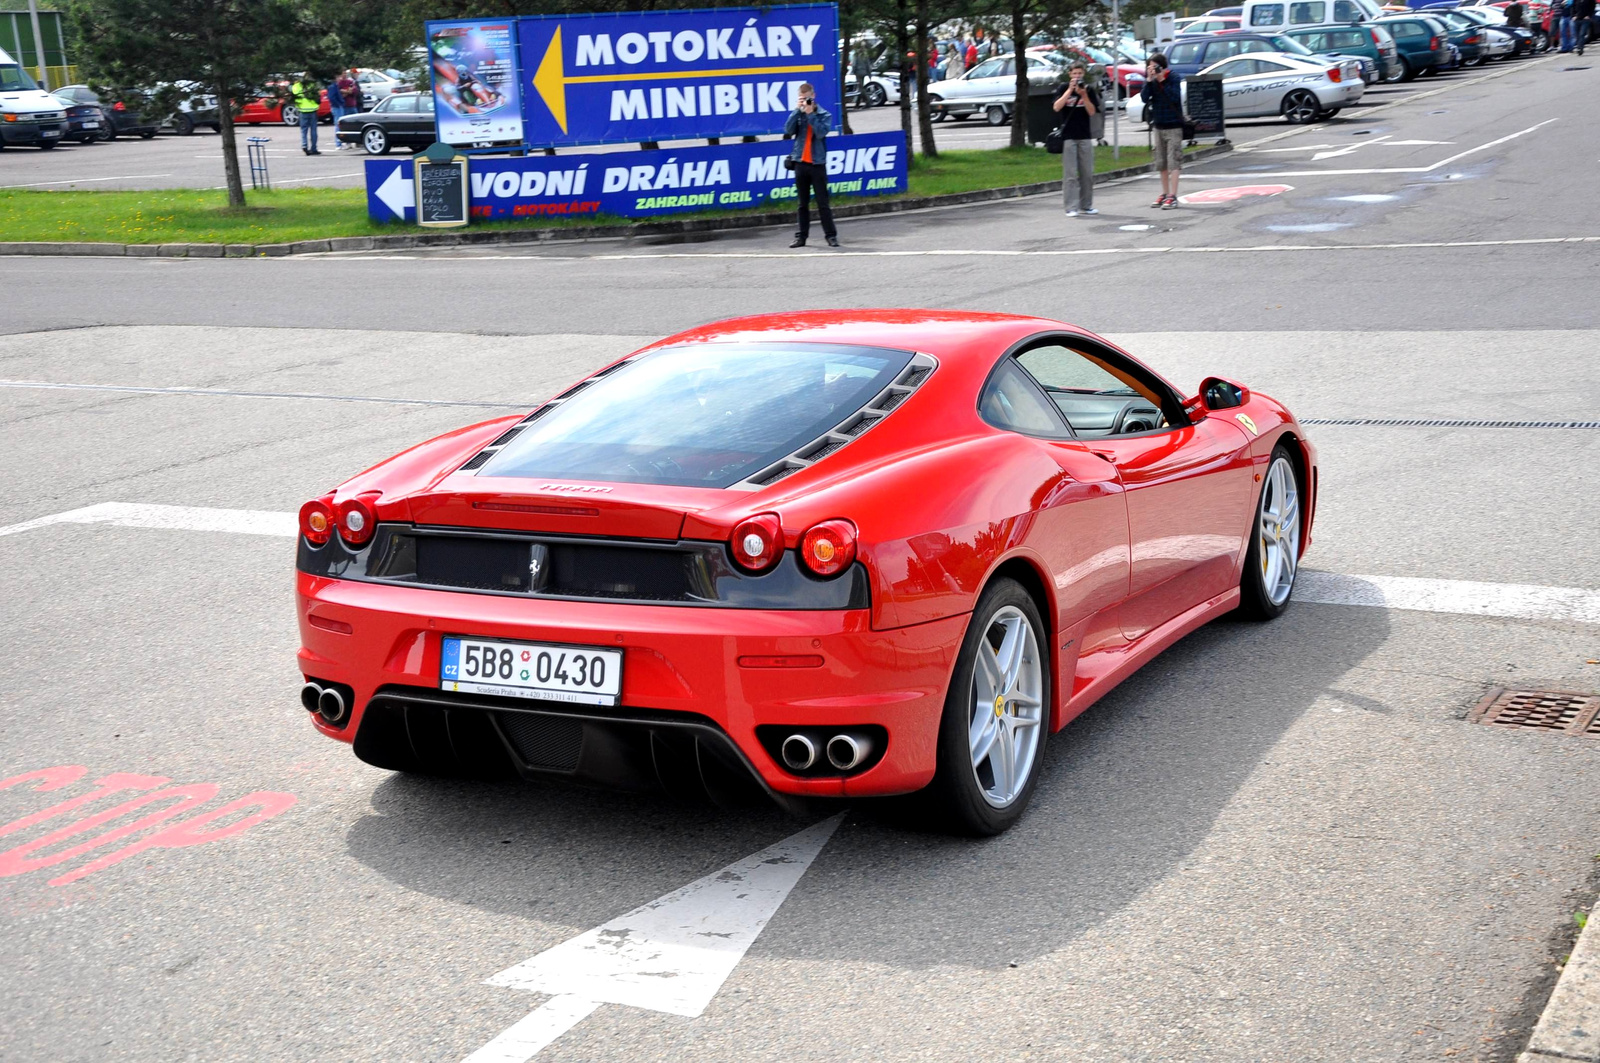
0, 46, 69, 148
1240, 0, 1385, 32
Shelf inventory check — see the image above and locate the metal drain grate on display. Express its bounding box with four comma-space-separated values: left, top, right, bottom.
1470, 688, 1600, 735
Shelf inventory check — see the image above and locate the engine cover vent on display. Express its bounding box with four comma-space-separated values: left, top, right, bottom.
732, 352, 937, 491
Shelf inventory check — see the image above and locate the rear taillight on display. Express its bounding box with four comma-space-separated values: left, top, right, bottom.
800, 520, 858, 578
1430, 34, 1442, 48
299, 496, 334, 545
335, 493, 378, 546
1327, 66, 1342, 81
1370, 28, 1382, 43
113, 101, 126, 111
731, 513, 783, 573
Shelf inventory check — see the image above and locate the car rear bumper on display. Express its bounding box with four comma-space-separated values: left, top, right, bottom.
296, 572, 963, 800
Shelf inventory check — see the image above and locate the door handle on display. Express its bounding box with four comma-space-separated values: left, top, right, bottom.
1088, 448, 1120, 464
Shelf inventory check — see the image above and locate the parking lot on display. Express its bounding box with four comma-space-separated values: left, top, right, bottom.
2, 50, 1598, 1063
0, 54, 1548, 192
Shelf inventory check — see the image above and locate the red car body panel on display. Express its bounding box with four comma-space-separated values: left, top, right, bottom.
236, 87, 331, 125
296, 310, 1317, 799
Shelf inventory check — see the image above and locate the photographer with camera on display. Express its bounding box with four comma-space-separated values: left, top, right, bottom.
1140, 52, 1184, 210
1053, 63, 1101, 217
784, 83, 839, 248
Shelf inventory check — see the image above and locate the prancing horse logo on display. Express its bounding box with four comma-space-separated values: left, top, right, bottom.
1235, 413, 1259, 436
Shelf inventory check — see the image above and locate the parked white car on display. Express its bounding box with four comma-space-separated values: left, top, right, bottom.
1127, 52, 1363, 125
846, 70, 906, 106
927, 52, 1064, 124
355, 69, 411, 109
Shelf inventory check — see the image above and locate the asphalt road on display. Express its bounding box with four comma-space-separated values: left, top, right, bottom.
2, 54, 1598, 1063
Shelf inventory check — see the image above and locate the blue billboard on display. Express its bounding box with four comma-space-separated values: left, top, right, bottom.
364, 132, 905, 223
515, 4, 840, 148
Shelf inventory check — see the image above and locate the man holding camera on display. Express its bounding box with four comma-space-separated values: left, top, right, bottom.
784, 83, 838, 248
1140, 53, 1184, 210
1053, 63, 1100, 217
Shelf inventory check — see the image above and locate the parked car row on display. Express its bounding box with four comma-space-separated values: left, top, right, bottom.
0, 49, 165, 149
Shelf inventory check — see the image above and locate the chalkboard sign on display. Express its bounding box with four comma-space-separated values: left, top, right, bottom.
415, 156, 469, 228
1186, 75, 1226, 139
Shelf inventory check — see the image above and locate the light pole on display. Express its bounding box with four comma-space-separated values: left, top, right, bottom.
1110, 0, 1120, 160
26, 0, 48, 91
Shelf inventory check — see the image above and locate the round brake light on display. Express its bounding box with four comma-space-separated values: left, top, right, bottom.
730, 513, 783, 573
336, 494, 378, 546
800, 519, 858, 577
298, 497, 334, 545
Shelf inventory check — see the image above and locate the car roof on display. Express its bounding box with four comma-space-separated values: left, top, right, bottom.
642, 310, 1111, 370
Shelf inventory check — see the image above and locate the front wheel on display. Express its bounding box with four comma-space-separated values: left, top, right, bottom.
863, 82, 887, 107
1237, 445, 1304, 620
985, 104, 1008, 125
173, 113, 194, 135
1282, 90, 1321, 124
1383, 59, 1407, 83
281, 104, 299, 126
1398, 57, 1419, 81
362, 126, 390, 155
926, 578, 1050, 836
1321, 107, 1341, 119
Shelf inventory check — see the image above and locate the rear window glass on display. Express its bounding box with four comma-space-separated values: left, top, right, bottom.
1251, 4, 1286, 24
1167, 42, 1203, 62
482, 343, 914, 487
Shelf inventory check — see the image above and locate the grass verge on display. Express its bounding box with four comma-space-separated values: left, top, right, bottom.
0, 143, 1170, 245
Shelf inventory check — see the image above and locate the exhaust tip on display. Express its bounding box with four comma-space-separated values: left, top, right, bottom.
780, 733, 818, 771
826, 733, 873, 772
316, 687, 347, 724
300, 682, 323, 713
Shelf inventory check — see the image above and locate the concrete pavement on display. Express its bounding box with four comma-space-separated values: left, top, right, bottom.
1, 53, 1597, 1063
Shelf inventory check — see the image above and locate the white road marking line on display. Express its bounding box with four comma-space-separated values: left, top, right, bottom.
4, 504, 1597, 627
0, 378, 530, 409
1166, 118, 1557, 179
356, 235, 1600, 261
468, 815, 843, 1061
0, 502, 295, 539
1311, 135, 1391, 161
1297, 572, 1600, 625
206, 172, 362, 189
0, 173, 174, 189
462, 997, 601, 1063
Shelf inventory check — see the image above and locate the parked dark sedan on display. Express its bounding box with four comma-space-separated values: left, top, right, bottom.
336, 91, 436, 155
51, 96, 106, 143
53, 84, 160, 139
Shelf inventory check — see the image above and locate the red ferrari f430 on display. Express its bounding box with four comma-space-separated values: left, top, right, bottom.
295, 311, 1316, 834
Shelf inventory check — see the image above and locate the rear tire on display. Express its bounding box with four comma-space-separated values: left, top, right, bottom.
1282, 89, 1321, 123
1398, 57, 1419, 81
985, 104, 1007, 125
1236, 444, 1304, 621
173, 113, 194, 135
362, 126, 390, 155
281, 104, 299, 126
925, 578, 1051, 836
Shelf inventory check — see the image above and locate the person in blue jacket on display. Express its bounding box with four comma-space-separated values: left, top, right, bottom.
1140, 53, 1185, 209
784, 83, 838, 248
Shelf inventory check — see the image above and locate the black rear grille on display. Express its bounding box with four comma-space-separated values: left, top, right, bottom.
498, 712, 583, 769
301, 524, 871, 609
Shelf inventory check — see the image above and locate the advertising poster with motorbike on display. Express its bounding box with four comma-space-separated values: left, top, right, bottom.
427, 19, 525, 148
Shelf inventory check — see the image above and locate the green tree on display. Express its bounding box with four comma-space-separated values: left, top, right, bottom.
67, 0, 348, 208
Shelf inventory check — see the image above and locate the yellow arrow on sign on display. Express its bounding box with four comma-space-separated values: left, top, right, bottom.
530, 24, 824, 135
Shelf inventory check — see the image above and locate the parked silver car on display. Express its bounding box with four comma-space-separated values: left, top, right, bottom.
1128, 52, 1363, 125
926, 52, 1064, 125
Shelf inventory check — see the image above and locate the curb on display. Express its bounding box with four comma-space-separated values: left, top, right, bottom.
1519, 903, 1600, 1063
0, 143, 1228, 259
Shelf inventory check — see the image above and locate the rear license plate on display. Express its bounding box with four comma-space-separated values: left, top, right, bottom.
441, 636, 622, 706
82, 121, 99, 128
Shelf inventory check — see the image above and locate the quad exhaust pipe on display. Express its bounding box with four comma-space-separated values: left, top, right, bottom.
780, 733, 818, 771
826, 732, 873, 772
301, 681, 349, 725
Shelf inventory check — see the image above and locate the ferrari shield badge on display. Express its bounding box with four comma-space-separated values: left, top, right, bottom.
1235, 413, 1259, 435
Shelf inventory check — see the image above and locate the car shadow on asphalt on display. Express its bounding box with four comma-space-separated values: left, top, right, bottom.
343, 600, 1386, 970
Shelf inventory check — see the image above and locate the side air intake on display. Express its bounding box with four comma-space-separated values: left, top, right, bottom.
732, 352, 937, 491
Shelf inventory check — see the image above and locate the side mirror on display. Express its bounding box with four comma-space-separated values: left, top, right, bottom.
1197, 376, 1250, 411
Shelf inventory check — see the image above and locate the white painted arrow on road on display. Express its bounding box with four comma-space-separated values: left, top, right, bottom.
464, 814, 845, 1062
374, 164, 413, 221
1312, 135, 1390, 161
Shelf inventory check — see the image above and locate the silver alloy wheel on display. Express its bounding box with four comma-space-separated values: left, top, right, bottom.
363, 127, 388, 154
1383, 59, 1406, 83
1257, 455, 1302, 607
985, 104, 1007, 125
1283, 90, 1319, 124
281, 105, 299, 126
863, 82, 887, 107
967, 605, 1044, 808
